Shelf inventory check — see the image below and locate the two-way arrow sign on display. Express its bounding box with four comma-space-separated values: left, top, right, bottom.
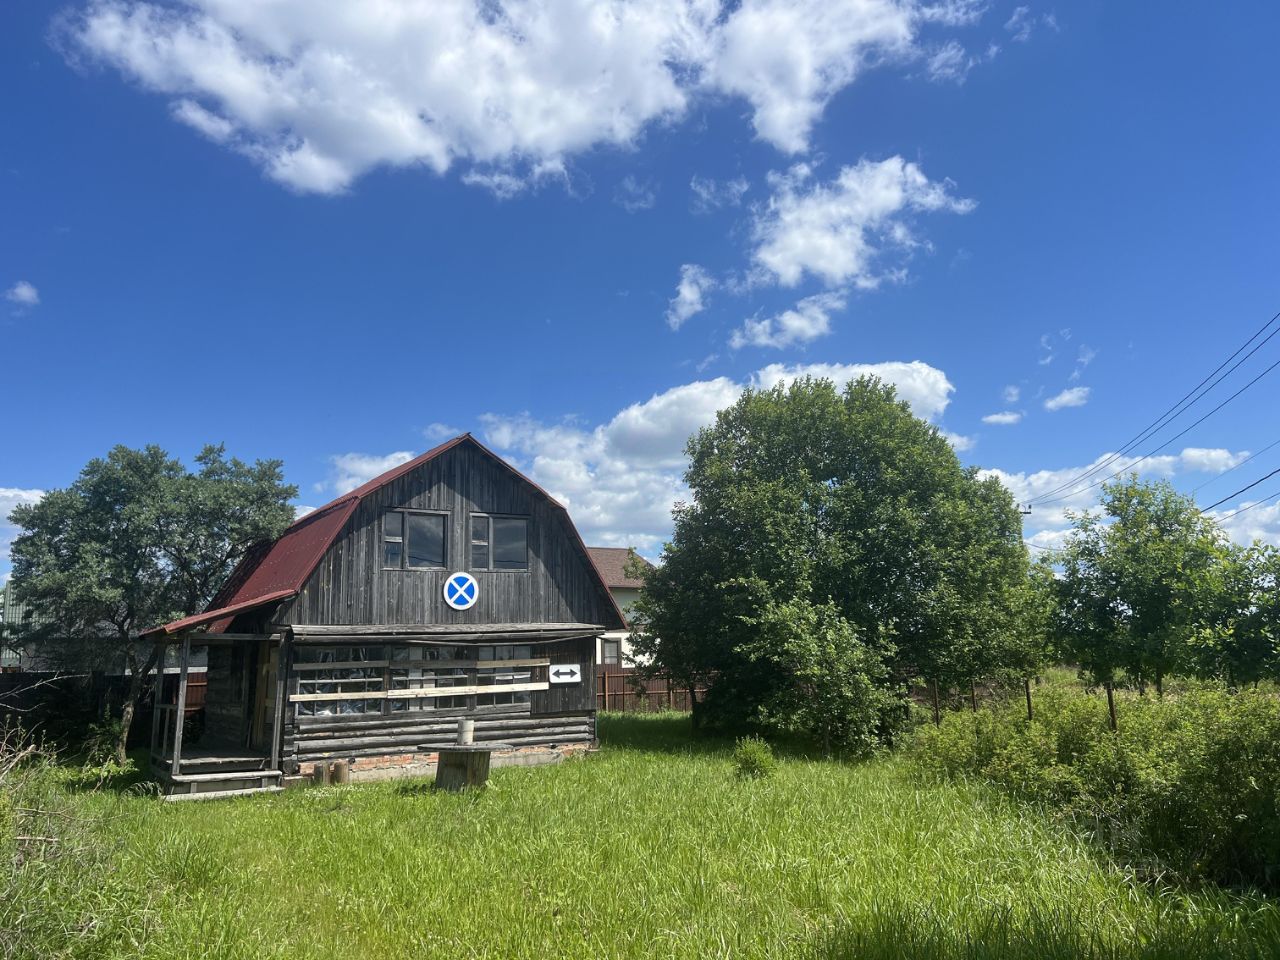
549, 663, 582, 684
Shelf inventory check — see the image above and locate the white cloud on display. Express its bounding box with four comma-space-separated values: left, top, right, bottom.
707, 0, 915, 153
1004, 6, 1033, 42
690, 174, 749, 212
1044, 386, 1090, 411
751, 157, 974, 289
293, 504, 317, 519
322, 451, 414, 494
1212, 498, 1280, 550
4, 281, 39, 307
750, 359, 954, 420
171, 97, 235, 142
943, 430, 975, 452
918, 1, 989, 27
479, 357, 954, 554
1069, 344, 1097, 382
614, 175, 658, 212
730, 291, 845, 349
423, 423, 461, 442
1002, 384, 1020, 403
925, 40, 973, 83
0, 488, 45, 581
982, 410, 1023, 425
64, 1, 972, 195
1179, 447, 1248, 473
984, 446, 1276, 553
666, 264, 715, 330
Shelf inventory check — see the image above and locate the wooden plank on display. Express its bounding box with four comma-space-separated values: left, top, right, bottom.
291, 657, 550, 672
287, 623, 605, 638
170, 636, 191, 776
291, 681, 550, 703
270, 639, 287, 772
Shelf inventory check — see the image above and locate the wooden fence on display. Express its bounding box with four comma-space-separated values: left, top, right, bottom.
596, 666, 706, 713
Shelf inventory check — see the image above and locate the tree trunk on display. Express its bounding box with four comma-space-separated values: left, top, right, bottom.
1024, 677, 1033, 721
688, 685, 701, 731
931, 680, 941, 727
116, 643, 161, 764
1104, 682, 1118, 732
969, 680, 978, 712
1155, 668, 1164, 699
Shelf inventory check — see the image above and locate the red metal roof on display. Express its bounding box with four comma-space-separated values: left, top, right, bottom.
143, 433, 626, 636
144, 590, 298, 638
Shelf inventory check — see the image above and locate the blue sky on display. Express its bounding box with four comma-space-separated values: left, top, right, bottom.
3, 0, 1279, 578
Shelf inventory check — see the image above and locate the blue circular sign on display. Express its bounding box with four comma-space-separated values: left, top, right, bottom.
443, 571, 479, 611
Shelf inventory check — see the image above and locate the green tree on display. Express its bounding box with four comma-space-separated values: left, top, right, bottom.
8, 444, 296, 760
1051, 476, 1223, 697
629, 376, 1029, 745
1187, 542, 1279, 687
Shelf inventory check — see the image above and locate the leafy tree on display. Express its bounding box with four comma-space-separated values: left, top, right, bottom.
738, 596, 897, 755
8, 444, 296, 760
1051, 476, 1223, 697
630, 376, 1028, 746
1186, 542, 1280, 687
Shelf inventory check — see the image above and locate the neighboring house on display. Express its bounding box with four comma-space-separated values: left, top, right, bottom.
0, 581, 54, 670
585, 546, 653, 666
142, 434, 625, 798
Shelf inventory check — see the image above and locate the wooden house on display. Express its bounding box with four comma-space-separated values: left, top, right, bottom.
142, 434, 625, 799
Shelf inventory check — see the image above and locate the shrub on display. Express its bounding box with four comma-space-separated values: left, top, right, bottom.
733, 735, 777, 780
908, 686, 1280, 889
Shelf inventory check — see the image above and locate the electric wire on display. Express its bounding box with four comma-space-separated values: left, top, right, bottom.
1215, 489, 1280, 523
1201, 467, 1280, 513
1032, 352, 1280, 507
1026, 310, 1280, 506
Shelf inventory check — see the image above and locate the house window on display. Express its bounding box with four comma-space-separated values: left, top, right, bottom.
601, 639, 621, 666
384, 510, 446, 569
470, 514, 528, 571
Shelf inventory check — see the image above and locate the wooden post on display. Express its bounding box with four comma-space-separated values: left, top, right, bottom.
149, 640, 164, 762
1024, 677, 1033, 721
931, 680, 941, 727
667, 678, 674, 712
170, 635, 191, 776
269, 638, 287, 773
1105, 682, 1118, 732
970, 680, 978, 712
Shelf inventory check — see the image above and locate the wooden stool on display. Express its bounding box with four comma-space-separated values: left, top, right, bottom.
427, 743, 510, 791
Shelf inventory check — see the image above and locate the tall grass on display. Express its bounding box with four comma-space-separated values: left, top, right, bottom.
7, 713, 1280, 959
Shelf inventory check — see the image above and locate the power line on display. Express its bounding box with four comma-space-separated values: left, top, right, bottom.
1026, 309, 1280, 506
1034, 353, 1280, 512
1191, 436, 1280, 494
1215, 488, 1280, 523
1201, 467, 1280, 512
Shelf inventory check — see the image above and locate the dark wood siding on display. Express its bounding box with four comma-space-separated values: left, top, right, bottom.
275, 443, 619, 630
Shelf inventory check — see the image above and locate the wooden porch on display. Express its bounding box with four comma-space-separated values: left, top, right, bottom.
148, 632, 285, 800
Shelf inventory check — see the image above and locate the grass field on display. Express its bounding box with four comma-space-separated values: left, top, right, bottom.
10, 713, 1280, 960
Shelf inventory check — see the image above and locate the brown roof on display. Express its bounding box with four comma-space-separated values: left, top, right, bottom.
586, 547, 652, 589
144, 434, 624, 637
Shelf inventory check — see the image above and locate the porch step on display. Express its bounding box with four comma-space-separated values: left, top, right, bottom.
159, 768, 283, 799
163, 785, 284, 803
168, 769, 283, 784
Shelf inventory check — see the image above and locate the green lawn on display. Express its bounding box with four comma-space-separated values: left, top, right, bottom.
11, 713, 1280, 959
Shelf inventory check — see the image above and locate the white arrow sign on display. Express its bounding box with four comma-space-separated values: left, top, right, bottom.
549, 663, 582, 684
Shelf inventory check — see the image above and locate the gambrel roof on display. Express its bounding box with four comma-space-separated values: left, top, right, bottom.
143, 434, 625, 636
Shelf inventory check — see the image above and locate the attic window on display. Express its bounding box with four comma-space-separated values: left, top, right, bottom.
471, 514, 528, 571
384, 510, 446, 569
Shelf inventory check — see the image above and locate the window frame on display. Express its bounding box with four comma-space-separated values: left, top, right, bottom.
469, 513, 530, 572
600, 638, 621, 666
382, 508, 449, 571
